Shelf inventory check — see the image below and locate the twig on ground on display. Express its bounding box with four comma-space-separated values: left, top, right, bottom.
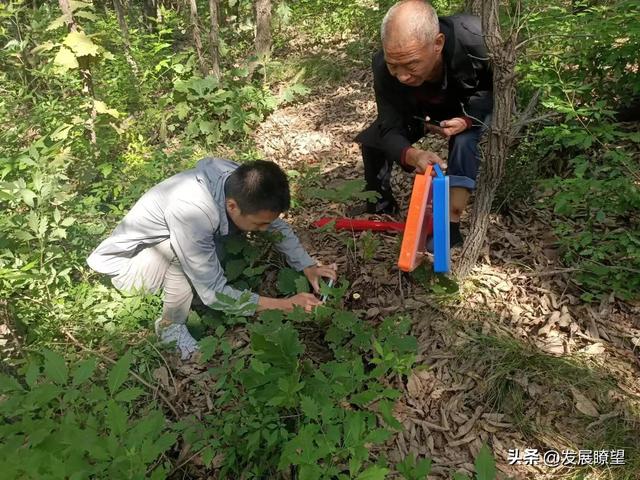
62, 329, 180, 417
167, 445, 208, 477
515, 267, 582, 278
144, 337, 179, 396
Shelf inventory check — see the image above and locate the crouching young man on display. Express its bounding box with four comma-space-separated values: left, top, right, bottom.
87, 158, 337, 360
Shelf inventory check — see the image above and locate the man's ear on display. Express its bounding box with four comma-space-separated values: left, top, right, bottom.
226, 198, 240, 214
434, 32, 445, 53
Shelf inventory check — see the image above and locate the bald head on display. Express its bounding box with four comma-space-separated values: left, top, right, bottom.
381, 0, 440, 48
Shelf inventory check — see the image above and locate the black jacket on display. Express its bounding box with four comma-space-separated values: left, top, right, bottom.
356, 15, 493, 164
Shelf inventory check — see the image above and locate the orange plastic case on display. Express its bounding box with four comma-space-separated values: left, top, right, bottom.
398, 166, 434, 272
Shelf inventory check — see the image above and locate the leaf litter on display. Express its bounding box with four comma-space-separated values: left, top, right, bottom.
155, 52, 640, 479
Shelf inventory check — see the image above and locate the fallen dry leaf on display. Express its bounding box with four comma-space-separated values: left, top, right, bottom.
571, 388, 600, 417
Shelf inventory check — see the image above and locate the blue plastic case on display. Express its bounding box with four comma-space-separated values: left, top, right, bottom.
432, 164, 450, 273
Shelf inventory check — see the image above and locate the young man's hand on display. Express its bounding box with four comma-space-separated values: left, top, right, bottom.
303, 263, 337, 293
286, 292, 322, 312
405, 148, 447, 174
257, 292, 322, 313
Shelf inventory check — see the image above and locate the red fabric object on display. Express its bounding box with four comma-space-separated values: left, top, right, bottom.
312, 218, 405, 233
462, 116, 473, 129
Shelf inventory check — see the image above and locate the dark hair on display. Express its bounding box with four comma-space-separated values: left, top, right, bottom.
224, 160, 291, 214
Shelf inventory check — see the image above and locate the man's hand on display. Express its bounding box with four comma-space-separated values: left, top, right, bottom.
303, 263, 337, 293
439, 117, 468, 137
423, 117, 468, 138
285, 293, 322, 313
405, 147, 447, 174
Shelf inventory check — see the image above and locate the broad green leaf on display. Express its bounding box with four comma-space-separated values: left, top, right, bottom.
61, 217, 76, 227
0, 373, 24, 392
364, 428, 392, 444
42, 349, 68, 385
175, 102, 190, 120
31, 41, 57, 55
20, 188, 36, 207
115, 387, 145, 402
94, 100, 119, 118
250, 358, 268, 374
198, 120, 217, 134
225, 258, 247, 281
295, 276, 310, 293
72, 357, 97, 386
74, 10, 98, 21
198, 336, 218, 362
277, 268, 299, 295
475, 444, 496, 480
51, 124, 72, 141
201, 446, 215, 466
300, 395, 318, 419
47, 14, 71, 31
107, 351, 133, 394
24, 361, 41, 388
378, 400, 403, 430
414, 457, 432, 478
69, 0, 93, 12
298, 464, 322, 480
243, 265, 268, 277
63, 31, 99, 57
105, 399, 128, 435
12, 230, 35, 241
53, 46, 79, 73
355, 466, 389, 480
344, 411, 365, 448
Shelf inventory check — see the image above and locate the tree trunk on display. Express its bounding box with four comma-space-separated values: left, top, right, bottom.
142, 0, 157, 32
208, 0, 221, 80
455, 0, 518, 278
187, 0, 207, 75
465, 0, 482, 15
254, 0, 272, 61
58, 0, 96, 145
112, 0, 139, 76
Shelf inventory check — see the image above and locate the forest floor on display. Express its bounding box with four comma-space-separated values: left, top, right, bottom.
239, 40, 640, 479
4, 38, 636, 480
137, 40, 640, 478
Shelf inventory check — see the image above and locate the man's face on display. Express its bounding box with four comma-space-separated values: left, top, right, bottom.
226, 199, 279, 232
383, 34, 444, 87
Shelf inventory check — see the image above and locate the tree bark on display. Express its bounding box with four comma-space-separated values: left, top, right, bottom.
58, 0, 96, 145
455, 0, 518, 278
187, 0, 207, 75
465, 0, 482, 15
142, 0, 158, 32
208, 0, 221, 79
254, 0, 272, 61
112, 0, 139, 76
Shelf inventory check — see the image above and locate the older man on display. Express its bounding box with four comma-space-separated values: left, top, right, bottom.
355, 0, 492, 248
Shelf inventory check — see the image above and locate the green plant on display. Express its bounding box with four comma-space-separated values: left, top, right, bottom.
0, 138, 79, 332
360, 231, 380, 262
0, 350, 175, 478
397, 453, 432, 480
514, 0, 640, 301
176, 291, 420, 478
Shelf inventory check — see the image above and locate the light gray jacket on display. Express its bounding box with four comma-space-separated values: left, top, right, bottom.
87, 158, 315, 310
